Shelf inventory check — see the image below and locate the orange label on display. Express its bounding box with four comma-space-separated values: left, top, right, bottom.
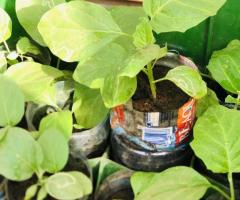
111, 105, 124, 128
176, 99, 196, 144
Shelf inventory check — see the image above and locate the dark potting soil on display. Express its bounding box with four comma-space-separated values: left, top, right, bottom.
132, 65, 189, 112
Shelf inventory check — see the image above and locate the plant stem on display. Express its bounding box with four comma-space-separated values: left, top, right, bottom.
3, 41, 10, 53
146, 63, 157, 99
228, 172, 235, 200
234, 92, 240, 110
211, 185, 231, 200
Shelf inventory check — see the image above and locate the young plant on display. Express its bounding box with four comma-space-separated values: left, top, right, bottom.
0, 8, 61, 107
207, 40, 240, 108
34, 0, 227, 127
131, 104, 240, 200
0, 8, 50, 72
0, 74, 92, 200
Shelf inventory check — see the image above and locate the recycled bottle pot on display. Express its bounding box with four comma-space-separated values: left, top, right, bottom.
94, 170, 134, 200
26, 103, 110, 158
7, 152, 92, 200
110, 53, 196, 171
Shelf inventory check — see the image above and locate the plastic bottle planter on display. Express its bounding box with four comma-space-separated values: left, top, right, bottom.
26, 103, 110, 158
110, 53, 196, 171
7, 152, 92, 200
94, 170, 134, 200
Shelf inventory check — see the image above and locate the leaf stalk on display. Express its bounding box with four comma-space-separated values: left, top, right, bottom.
146, 63, 157, 99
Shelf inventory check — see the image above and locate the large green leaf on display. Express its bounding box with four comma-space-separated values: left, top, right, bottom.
38, 1, 123, 62
133, 18, 155, 49
46, 171, 92, 199
143, 0, 226, 34
0, 8, 12, 43
73, 84, 109, 129
131, 172, 155, 197
120, 45, 167, 78
109, 6, 146, 53
191, 105, 240, 173
196, 88, 219, 117
110, 6, 146, 35
0, 127, 43, 181
0, 75, 24, 126
207, 40, 240, 94
16, 0, 65, 46
73, 43, 136, 108
74, 43, 166, 107
39, 110, 73, 140
132, 166, 211, 200
5, 61, 63, 106
159, 66, 207, 99
38, 129, 69, 173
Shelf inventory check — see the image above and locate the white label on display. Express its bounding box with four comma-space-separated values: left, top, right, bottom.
145, 112, 160, 127
142, 127, 175, 147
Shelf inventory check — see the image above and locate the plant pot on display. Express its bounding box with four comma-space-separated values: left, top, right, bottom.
110, 53, 196, 171
26, 103, 110, 158
94, 170, 134, 200
7, 152, 92, 200
111, 129, 193, 171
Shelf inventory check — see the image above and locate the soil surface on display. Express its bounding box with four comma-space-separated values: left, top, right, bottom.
132, 65, 189, 112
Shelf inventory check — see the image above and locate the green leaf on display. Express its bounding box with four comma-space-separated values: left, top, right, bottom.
38, 129, 69, 173
191, 105, 240, 173
38, 1, 123, 62
37, 186, 47, 200
16, 0, 65, 46
225, 95, 239, 104
131, 172, 155, 196
89, 157, 127, 190
196, 88, 219, 117
161, 66, 207, 99
73, 84, 109, 128
133, 166, 211, 200
73, 43, 136, 108
0, 8, 12, 43
39, 110, 73, 140
109, 6, 146, 52
133, 18, 155, 49
0, 75, 24, 126
207, 40, 240, 94
74, 43, 167, 108
5, 61, 63, 106
110, 6, 146, 35
0, 127, 43, 181
143, 0, 226, 34
120, 45, 167, 78
24, 184, 38, 200
17, 37, 41, 55
46, 171, 92, 199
